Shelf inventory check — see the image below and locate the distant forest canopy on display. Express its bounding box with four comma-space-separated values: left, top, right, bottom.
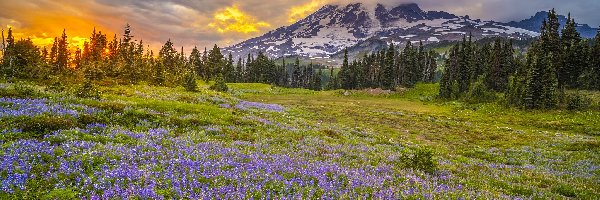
0, 9, 599, 109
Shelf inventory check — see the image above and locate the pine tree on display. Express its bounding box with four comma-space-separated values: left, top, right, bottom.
56, 29, 70, 74
381, 43, 396, 90
153, 58, 166, 86
184, 71, 197, 92
292, 57, 301, 88
559, 13, 584, 88
224, 53, 235, 82
1, 28, 15, 77
189, 46, 202, 80
313, 68, 323, 91
339, 48, 349, 89
589, 28, 600, 90
524, 41, 559, 109
236, 57, 244, 83
206, 44, 224, 80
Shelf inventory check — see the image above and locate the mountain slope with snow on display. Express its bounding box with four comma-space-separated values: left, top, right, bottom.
223, 3, 595, 60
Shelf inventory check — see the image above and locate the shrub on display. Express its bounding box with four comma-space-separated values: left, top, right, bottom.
465, 76, 496, 103
565, 92, 592, 110
46, 76, 65, 93
76, 80, 101, 99
399, 147, 437, 174
210, 74, 229, 92
184, 72, 198, 92
552, 183, 577, 198
0, 82, 39, 98
19, 115, 77, 137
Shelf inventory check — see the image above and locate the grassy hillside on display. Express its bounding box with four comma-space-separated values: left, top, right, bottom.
0, 81, 598, 199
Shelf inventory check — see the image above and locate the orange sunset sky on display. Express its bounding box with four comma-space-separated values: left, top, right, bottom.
1, 0, 598, 53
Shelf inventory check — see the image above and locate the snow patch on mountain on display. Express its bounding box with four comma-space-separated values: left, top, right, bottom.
222, 3, 593, 60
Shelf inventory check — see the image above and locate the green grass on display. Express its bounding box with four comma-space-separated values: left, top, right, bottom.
231, 82, 600, 198
1, 80, 599, 198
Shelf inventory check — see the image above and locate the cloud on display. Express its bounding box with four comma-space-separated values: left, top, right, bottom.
0, 0, 598, 53
209, 5, 271, 34
288, 0, 328, 23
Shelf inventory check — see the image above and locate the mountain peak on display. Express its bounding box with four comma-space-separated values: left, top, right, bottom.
223, 2, 598, 61
508, 11, 597, 38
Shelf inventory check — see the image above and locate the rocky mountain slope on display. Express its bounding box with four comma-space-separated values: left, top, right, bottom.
223, 3, 597, 61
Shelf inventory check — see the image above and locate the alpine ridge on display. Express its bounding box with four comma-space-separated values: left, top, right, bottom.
223, 3, 597, 61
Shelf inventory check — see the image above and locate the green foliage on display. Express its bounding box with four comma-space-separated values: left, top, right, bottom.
465, 76, 497, 103
184, 72, 198, 92
0, 82, 39, 98
18, 115, 77, 137
76, 80, 101, 99
399, 147, 437, 174
43, 187, 78, 200
210, 74, 229, 92
566, 92, 592, 110
552, 184, 578, 198
46, 76, 65, 93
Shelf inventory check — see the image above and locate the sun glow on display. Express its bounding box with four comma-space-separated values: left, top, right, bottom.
208, 5, 270, 34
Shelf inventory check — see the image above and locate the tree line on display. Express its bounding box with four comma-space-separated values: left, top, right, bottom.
1, 9, 599, 109
440, 10, 600, 109
335, 42, 439, 90
0, 24, 324, 91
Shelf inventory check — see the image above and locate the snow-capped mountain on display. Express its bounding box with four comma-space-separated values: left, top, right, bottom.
507, 11, 598, 39
223, 3, 595, 60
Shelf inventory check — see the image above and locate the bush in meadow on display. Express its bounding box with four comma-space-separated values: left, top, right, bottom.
465, 76, 496, 103
47, 76, 66, 93
209, 74, 228, 92
0, 82, 39, 98
399, 147, 437, 174
184, 72, 198, 92
76, 80, 101, 99
565, 92, 592, 110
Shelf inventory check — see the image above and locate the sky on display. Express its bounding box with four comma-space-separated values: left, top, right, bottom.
0, 0, 598, 53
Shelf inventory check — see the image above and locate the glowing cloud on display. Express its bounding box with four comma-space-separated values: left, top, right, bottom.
288, 0, 327, 23
208, 5, 271, 34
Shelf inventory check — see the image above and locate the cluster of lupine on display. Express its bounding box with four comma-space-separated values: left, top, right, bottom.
0, 123, 485, 199
235, 101, 285, 113
0, 98, 99, 118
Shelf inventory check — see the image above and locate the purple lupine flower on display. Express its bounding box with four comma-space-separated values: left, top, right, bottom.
235, 101, 285, 112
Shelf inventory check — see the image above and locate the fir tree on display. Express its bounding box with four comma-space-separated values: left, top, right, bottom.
292, 57, 301, 88
184, 71, 197, 92
189, 46, 203, 80
381, 43, 396, 90
236, 57, 244, 83
559, 13, 584, 88
313, 68, 323, 91
56, 29, 70, 74
589, 28, 600, 90
339, 48, 354, 89
224, 53, 235, 82
206, 45, 224, 80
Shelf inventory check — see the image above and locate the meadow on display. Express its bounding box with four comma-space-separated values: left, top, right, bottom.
0, 81, 598, 199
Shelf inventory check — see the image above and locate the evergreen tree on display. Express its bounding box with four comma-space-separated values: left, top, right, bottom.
224, 53, 235, 82
589, 28, 600, 90
184, 71, 197, 92
206, 45, 224, 80
339, 48, 354, 89
313, 68, 323, 91
56, 29, 70, 74
381, 43, 395, 90
236, 57, 244, 83
153, 58, 166, 86
559, 14, 584, 88
189, 46, 203, 80
524, 42, 559, 109
291, 57, 301, 87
